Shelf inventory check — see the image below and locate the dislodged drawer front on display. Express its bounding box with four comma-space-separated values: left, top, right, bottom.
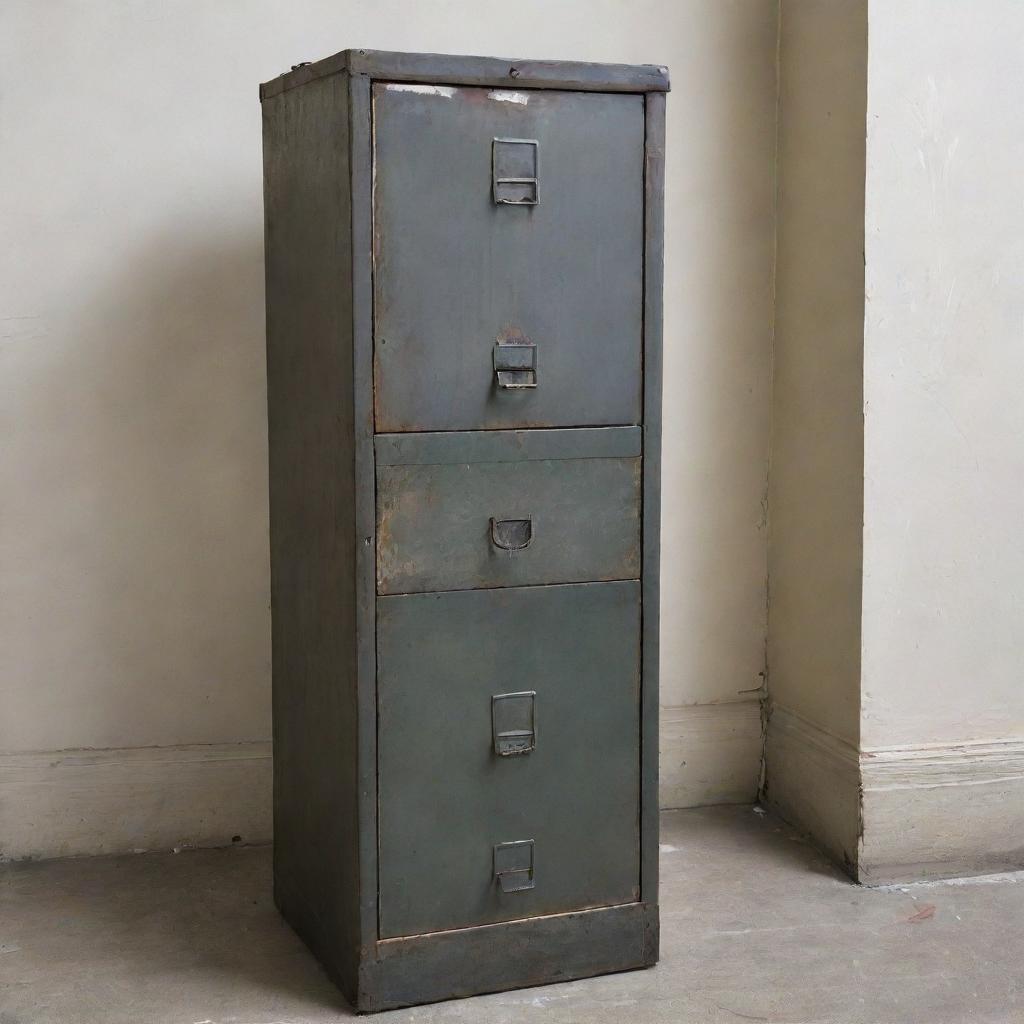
377, 581, 641, 938
375, 428, 641, 595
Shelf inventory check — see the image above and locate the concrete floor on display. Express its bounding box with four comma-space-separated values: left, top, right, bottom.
1, 806, 1021, 1024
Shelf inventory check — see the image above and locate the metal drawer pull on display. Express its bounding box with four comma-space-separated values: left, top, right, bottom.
494, 839, 535, 893
492, 691, 536, 756
493, 339, 537, 389
492, 137, 539, 205
490, 516, 533, 551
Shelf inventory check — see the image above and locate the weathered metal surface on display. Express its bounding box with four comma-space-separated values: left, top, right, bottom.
376, 454, 641, 594
261, 50, 665, 1012
359, 902, 658, 1012
260, 48, 671, 101
373, 83, 645, 432
262, 72, 363, 1003
376, 581, 641, 939
374, 425, 641, 465
640, 92, 666, 907
349, 72, 380, 954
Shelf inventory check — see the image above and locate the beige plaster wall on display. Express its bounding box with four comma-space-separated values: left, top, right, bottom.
862, 0, 1024, 751
0, 0, 778, 856
766, 0, 1024, 883
768, 0, 867, 745
857, 0, 1024, 882
765, 0, 868, 869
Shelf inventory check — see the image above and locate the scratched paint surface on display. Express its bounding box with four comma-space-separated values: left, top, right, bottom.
372, 83, 644, 432
376, 456, 641, 594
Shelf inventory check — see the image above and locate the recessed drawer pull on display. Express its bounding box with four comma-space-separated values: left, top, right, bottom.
493, 339, 537, 389
490, 516, 533, 551
492, 137, 539, 206
494, 839, 535, 893
492, 691, 537, 756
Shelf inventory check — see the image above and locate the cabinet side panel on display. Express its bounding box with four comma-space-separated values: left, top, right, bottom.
641, 92, 665, 909
262, 73, 359, 998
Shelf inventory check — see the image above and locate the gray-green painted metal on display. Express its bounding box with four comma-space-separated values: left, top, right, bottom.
374, 425, 641, 465
373, 84, 644, 432
261, 47, 667, 1013
377, 582, 641, 937
377, 455, 640, 593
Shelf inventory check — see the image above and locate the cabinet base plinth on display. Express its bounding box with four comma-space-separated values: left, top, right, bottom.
276, 891, 659, 1014
357, 902, 658, 1013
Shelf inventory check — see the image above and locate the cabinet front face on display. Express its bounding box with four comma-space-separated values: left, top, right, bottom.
376, 582, 641, 939
372, 83, 645, 432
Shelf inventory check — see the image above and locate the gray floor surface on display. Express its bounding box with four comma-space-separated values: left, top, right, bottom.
2, 805, 1021, 1024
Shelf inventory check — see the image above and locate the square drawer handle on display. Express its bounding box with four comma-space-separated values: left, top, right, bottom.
493, 339, 537, 389
492, 137, 539, 206
494, 839, 535, 893
492, 690, 537, 756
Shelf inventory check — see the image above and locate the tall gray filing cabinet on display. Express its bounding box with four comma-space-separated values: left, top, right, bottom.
260, 49, 668, 1012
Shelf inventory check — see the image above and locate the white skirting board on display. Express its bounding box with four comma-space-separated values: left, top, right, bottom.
765, 705, 1024, 883
2, 700, 762, 860
0, 742, 272, 861
762, 705, 862, 875
659, 700, 763, 809
860, 738, 1024, 884
7, 720, 1021, 879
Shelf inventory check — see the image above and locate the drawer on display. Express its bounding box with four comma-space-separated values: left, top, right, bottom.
372, 83, 644, 432
377, 581, 641, 938
375, 428, 641, 595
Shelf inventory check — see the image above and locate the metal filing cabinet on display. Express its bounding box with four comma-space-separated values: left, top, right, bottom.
260, 49, 668, 1012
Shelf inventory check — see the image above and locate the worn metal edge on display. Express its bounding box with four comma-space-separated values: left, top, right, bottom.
261, 48, 670, 101
376, 578, 641, 603
374, 426, 642, 466
349, 72, 379, 950
357, 901, 658, 1012
275, 873, 360, 1007
640, 92, 666, 909
762, 706, 861, 878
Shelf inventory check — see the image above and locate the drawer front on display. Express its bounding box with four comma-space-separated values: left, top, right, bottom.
375, 429, 641, 595
372, 83, 644, 432
377, 582, 641, 939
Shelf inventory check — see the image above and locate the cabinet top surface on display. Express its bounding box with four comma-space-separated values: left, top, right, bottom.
259, 47, 670, 101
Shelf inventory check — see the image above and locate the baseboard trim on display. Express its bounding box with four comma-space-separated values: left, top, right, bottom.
0, 741, 272, 861
763, 705, 861, 874
765, 711, 1024, 884
4, 703, 762, 860
860, 737, 1024, 884
659, 700, 762, 809
862, 738, 1024, 789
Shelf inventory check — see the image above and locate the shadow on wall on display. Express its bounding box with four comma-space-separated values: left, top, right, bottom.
6, 216, 272, 754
